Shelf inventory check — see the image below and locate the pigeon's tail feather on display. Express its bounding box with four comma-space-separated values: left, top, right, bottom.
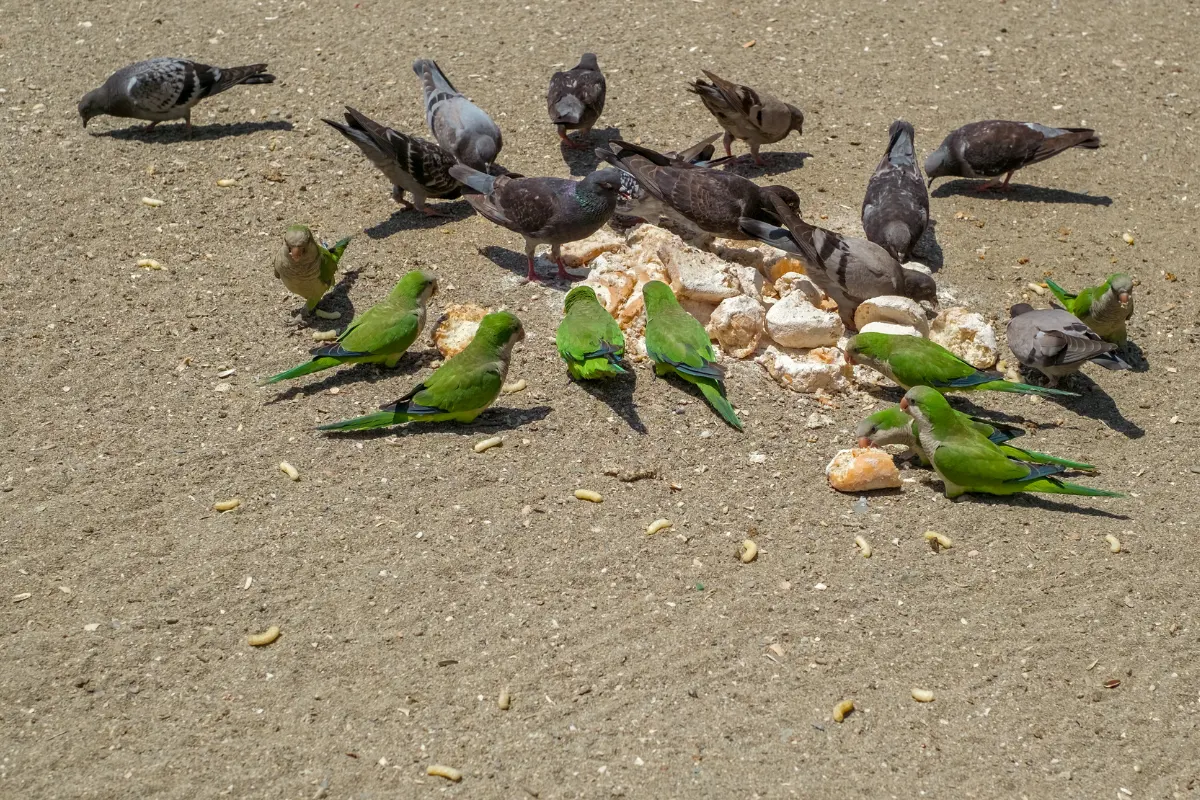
213, 64, 274, 93
1092, 351, 1131, 371
448, 163, 496, 194
552, 95, 586, 125
1058, 127, 1101, 148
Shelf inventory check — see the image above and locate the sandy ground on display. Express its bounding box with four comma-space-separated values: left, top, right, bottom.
3, 0, 1199, 797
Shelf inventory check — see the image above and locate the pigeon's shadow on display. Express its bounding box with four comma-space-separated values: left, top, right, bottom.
562, 126, 623, 177
931, 180, 1112, 206
1037, 372, 1144, 439
718, 151, 811, 179
574, 373, 646, 433
364, 202, 473, 239
479, 246, 582, 285
263, 348, 440, 404
291, 270, 360, 327
968, 492, 1130, 519
97, 119, 294, 142
1119, 338, 1150, 373
321, 405, 553, 439
910, 217, 944, 271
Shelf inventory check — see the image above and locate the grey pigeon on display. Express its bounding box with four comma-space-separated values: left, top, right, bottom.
1007, 304, 1129, 387
323, 107, 461, 216
599, 139, 800, 242
413, 59, 503, 171
78, 58, 275, 133
687, 70, 804, 165
925, 120, 1100, 191
602, 133, 721, 221
739, 192, 937, 330
450, 165, 621, 282
547, 53, 606, 149
862, 120, 929, 262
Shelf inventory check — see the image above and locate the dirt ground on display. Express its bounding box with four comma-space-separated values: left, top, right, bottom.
3, 0, 1199, 797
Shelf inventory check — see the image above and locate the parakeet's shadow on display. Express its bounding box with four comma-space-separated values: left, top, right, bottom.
97, 119, 294, 142
263, 349, 441, 404
909, 218, 944, 271
931, 181, 1113, 206
291, 270, 360, 325
364, 202, 473, 239
970, 493, 1130, 519
1119, 339, 1150, 373
561, 127, 623, 177
478, 246, 582, 284
1038, 373, 1145, 439
718, 151, 811, 178
322, 405, 552, 439
660, 373, 737, 429
575, 374, 646, 434
950, 396, 1046, 428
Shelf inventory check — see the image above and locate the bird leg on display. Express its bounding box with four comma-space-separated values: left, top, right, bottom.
558, 128, 588, 150
722, 132, 735, 159
524, 245, 542, 283
750, 143, 766, 166
145, 121, 159, 132
552, 245, 572, 280
417, 203, 449, 217
972, 172, 1017, 192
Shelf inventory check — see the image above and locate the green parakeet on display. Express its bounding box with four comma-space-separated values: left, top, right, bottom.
556, 286, 626, 380
318, 311, 524, 432
845, 332, 1078, 397
642, 280, 742, 430
856, 404, 1095, 471
899, 386, 1121, 499
1044, 273, 1134, 343
261, 270, 438, 385
272, 224, 350, 313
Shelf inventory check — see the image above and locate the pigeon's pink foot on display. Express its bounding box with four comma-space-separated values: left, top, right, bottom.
418, 204, 449, 217
753, 154, 767, 166
558, 131, 588, 150
556, 258, 573, 280
146, 121, 159, 132
524, 257, 543, 283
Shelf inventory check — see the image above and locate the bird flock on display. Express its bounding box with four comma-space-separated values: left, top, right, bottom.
78, 52, 1136, 503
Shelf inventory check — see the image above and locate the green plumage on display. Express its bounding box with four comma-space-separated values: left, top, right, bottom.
318, 311, 524, 432
846, 332, 1079, 397
900, 386, 1121, 500
1044, 272, 1134, 343
261, 270, 438, 385
556, 286, 627, 380
857, 404, 1094, 470
642, 280, 742, 430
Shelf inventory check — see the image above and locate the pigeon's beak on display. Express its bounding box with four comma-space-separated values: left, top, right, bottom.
926, 175, 935, 189
289, 246, 304, 262
81, 115, 89, 128
857, 437, 872, 449
899, 397, 910, 411
1118, 292, 1130, 304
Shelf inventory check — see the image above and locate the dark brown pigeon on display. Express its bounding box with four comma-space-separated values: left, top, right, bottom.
450, 165, 621, 282
739, 192, 938, 330
546, 53, 606, 149
323, 107, 461, 216
598, 139, 800, 241
687, 70, 804, 165
862, 120, 929, 262
1006, 304, 1130, 387
924, 120, 1100, 191
599, 134, 723, 222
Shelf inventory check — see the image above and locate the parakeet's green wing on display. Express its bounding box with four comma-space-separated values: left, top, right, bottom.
403, 352, 504, 414
646, 308, 721, 378
317, 238, 350, 286
558, 303, 625, 363
931, 438, 1052, 488
888, 342, 977, 388
321, 308, 419, 359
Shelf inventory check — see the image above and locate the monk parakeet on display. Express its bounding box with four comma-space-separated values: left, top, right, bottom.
899, 386, 1121, 499
1044, 273, 1134, 343
856, 404, 1095, 471
261, 270, 438, 385
845, 332, 1079, 397
272, 225, 350, 314
642, 280, 742, 430
318, 311, 524, 432
556, 286, 626, 380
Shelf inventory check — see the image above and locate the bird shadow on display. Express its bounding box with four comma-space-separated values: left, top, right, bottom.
364, 202, 473, 239
1034, 371, 1144, 439
291, 270, 361, 326
478, 246, 583, 284
660, 373, 740, 430
321, 405, 553, 439
931, 180, 1112, 206
574, 373, 646, 433
967, 492, 1130, 519
910, 217, 944, 271
561, 126, 623, 176
718, 150, 811, 179
97, 119, 293, 142
262, 348, 441, 404
1119, 338, 1150, 373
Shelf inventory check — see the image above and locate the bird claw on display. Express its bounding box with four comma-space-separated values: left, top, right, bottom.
417, 205, 449, 217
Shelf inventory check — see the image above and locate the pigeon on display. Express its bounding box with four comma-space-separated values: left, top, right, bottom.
323, 107, 461, 216
413, 59, 503, 171
687, 70, 804, 165
78, 58, 275, 133
739, 191, 937, 330
603, 134, 721, 221
1006, 304, 1130, 387
924, 120, 1100, 191
599, 139, 800, 242
547, 53, 606, 149
862, 120, 929, 262
450, 164, 621, 282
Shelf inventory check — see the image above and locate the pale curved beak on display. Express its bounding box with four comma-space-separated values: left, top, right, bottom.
899, 397, 910, 411
1118, 292, 1130, 304
289, 246, 304, 261
857, 437, 871, 449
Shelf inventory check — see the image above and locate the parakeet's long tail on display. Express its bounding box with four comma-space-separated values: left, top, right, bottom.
1043, 278, 1073, 306
983, 380, 1079, 398
1000, 445, 1095, 471
695, 379, 743, 431
260, 356, 346, 385
1025, 477, 1123, 497
328, 237, 351, 261
317, 410, 409, 432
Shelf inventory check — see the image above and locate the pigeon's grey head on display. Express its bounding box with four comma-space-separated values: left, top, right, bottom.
577, 53, 600, 71
77, 88, 107, 127
902, 269, 939, 307
786, 104, 805, 135
283, 225, 317, 263
1107, 273, 1134, 305
465, 136, 501, 172
582, 169, 623, 196
1009, 303, 1036, 318
923, 145, 952, 185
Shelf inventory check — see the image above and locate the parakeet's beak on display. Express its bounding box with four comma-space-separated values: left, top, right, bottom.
1118, 292, 1130, 304
899, 397, 910, 411
289, 246, 304, 262
857, 437, 871, 449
